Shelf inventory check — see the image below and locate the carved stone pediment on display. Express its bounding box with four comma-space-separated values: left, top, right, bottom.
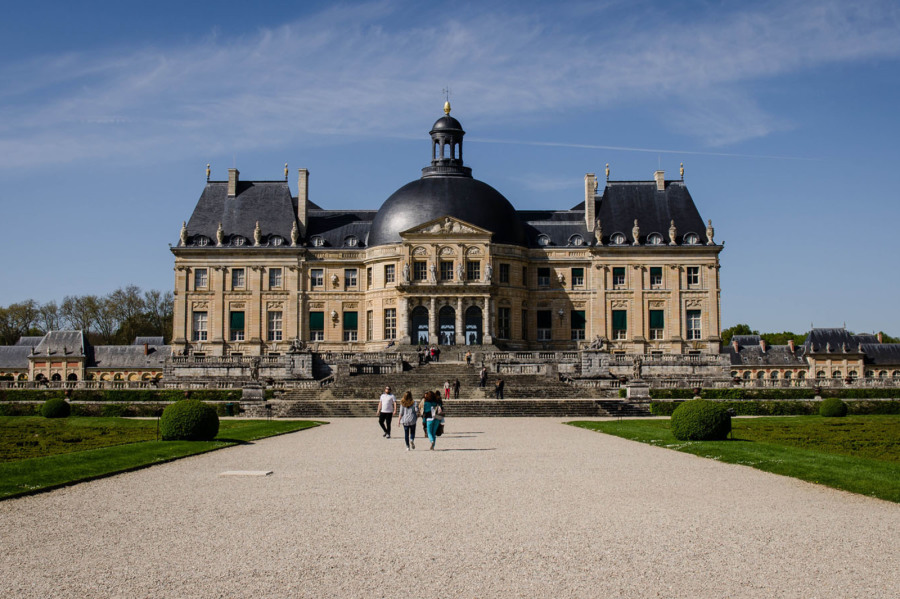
401, 215, 492, 238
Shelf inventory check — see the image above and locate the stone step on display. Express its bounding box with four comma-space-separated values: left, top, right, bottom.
260, 399, 650, 418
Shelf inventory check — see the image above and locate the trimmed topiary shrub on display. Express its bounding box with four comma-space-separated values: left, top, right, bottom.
159, 400, 220, 441
670, 399, 731, 441
41, 398, 71, 418
820, 397, 848, 417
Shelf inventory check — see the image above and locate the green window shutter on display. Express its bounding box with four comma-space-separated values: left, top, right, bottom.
343, 311, 358, 330
536, 310, 552, 328
571, 310, 586, 329
309, 311, 324, 331
649, 310, 664, 329
650, 267, 662, 278
613, 267, 624, 277
612, 310, 627, 330
230, 311, 245, 330
572, 268, 584, 278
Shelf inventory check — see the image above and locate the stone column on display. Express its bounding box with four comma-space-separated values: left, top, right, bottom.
428, 297, 437, 344
399, 296, 411, 344
298, 294, 306, 343
483, 295, 494, 344
455, 297, 464, 345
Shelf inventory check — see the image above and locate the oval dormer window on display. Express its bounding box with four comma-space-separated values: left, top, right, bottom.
684, 233, 700, 245
344, 235, 359, 247
311, 236, 325, 247
647, 233, 663, 245
568, 235, 584, 246
270, 235, 284, 247
194, 235, 210, 247
232, 236, 247, 247
610, 232, 626, 245
537, 234, 551, 246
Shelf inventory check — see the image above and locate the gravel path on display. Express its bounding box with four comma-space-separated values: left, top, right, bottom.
1, 418, 898, 598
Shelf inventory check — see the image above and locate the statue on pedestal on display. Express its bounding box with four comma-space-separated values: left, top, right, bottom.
632, 355, 643, 381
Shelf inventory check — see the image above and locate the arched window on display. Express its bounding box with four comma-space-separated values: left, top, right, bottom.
730, 371, 737, 378
537, 234, 551, 246
142, 373, 151, 381
610, 232, 626, 245
568, 235, 584, 246
67, 373, 78, 381
756, 371, 765, 379
17, 373, 27, 381
194, 236, 211, 247
848, 371, 857, 379
51, 373, 61, 381
865, 370, 874, 378
798, 371, 806, 380
770, 371, 778, 380
647, 233, 664, 245
879, 370, 887, 379
344, 236, 359, 247
816, 371, 825, 379
684, 233, 700, 245
832, 371, 842, 379
114, 373, 123, 381
742, 371, 751, 380
311, 236, 325, 247
270, 235, 284, 247
784, 371, 792, 380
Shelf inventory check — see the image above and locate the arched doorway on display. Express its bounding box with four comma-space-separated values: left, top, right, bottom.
67, 373, 78, 381
438, 306, 455, 345
411, 306, 429, 344
465, 306, 483, 345
51, 373, 62, 381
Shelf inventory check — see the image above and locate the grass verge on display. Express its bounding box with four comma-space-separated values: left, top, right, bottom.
569, 416, 900, 503
0, 418, 323, 501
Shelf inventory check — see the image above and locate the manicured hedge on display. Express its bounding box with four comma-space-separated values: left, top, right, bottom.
621, 387, 900, 400
41, 398, 71, 418
650, 399, 900, 416
670, 400, 731, 440
819, 398, 848, 417
160, 400, 220, 441
0, 389, 272, 402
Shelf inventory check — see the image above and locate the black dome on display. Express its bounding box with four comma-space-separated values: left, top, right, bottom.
431, 115, 462, 131
368, 177, 527, 247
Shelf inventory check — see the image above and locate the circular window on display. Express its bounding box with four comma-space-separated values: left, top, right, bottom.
568, 235, 584, 246
647, 233, 663, 245
311, 236, 325, 247
232, 236, 246, 247
537, 235, 551, 246
344, 236, 359, 247
270, 236, 284, 247
684, 233, 700, 245
610, 233, 626, 245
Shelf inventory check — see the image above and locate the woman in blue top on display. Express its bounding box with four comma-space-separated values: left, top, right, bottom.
420, 391, 436, 440
425, 395, 444, 450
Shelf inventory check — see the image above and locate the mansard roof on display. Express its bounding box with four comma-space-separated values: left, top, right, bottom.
725, 344, 807, 367
859, 344, 900, 366
0, 346, 30, 369
307, 209, 376, 248
33, 331, 86, 358
731, 335, 761, 348
133, 336, 164, 345
803, 328, 863, 353
15, 336, 44, 347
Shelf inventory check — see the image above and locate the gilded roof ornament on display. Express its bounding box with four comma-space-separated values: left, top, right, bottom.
206, 163, 211, 181
680, 162, 684, 179
284, 162, 289, 180
443, 100, 451, 115
605, 163, 610, 181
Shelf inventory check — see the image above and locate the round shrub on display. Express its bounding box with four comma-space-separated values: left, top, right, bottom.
819, 397, 848, 417
159, 400, 219, 441
41, 398, 71, 418
670, 399, 731, 441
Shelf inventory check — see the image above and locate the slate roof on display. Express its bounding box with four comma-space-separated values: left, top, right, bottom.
725, 344, 807, 367
803, 328, 863, 353
731, 335, 761, 348
133, 336, 164, 345
33, 331, 86, 357
859, 344, 900, 366
0, 346, 30, 369
307, 209, 376, 248
183, 181, 299, 246
91, 345, 171, 369
15, 336, 43, 347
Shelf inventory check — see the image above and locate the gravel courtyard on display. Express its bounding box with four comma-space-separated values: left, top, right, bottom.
1, 417, 898, 598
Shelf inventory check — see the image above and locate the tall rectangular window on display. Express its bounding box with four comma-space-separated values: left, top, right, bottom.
413, 261, 427, 281
384, 264, 395, 284
499, 263, 510, 283
343, 311, 358, 341
466, 260, 480, 281
192, 311, 208, 341
687, 266, 700, 288
311, 269, 324, 288
536, 310, 552, 341
366, 310, 373, 341
497, 307, 511, 339
650, 267, 662, 289
571, 310, 586, 340
440, 261, 454, 281
612, 267, 625, 288
537, 267, 550, 287
384, 308, 396, 340
231, 268, 245, 289
366, 267, 373, 289
649, 309, 665, 340
194, 268, 208, 289
612, 309, 627, 340
571, 268, 584, 287
344, 268, 357, 288
521, 309, 528, 339
267, 311, 283, 341
268, 268, 282, 289
686, 309, 702, 340
229, 311, 245, 341
309, 311, 324, 341
522, 266, 527, 287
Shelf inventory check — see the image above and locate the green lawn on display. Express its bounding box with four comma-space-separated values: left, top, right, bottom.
0, 417, 323, 500
569, 416, 900, 503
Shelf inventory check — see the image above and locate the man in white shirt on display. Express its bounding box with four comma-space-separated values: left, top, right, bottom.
377, 386, 396, 438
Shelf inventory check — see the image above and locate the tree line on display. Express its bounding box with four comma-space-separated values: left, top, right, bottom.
0, 285, 173, 346
721, 324, 898, 346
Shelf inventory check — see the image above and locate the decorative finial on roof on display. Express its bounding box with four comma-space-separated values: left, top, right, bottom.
706, 219, 715, 245
206, 163, 211, 181
284, 162, 289, 180
442, 87, 451, 114
605, 163, 610, 181
680, 162, 684, 179
443, 100, 451, 115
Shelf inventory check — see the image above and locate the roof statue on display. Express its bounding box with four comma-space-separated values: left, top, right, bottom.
206, 163, 211, 181
216, 222, 224, 247
290, 221, 299, 246
680, 162, 684, 179
253, 221, 262, 246
632, 219, 640, 245
594, 218, 603, 245
706, 219, 715, 245
605, 163, 610, 181
668, 220, 677, 246
179, 221, 188, 247
284, 162, 289, 181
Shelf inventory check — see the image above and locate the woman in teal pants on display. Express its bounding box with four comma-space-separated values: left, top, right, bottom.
426, 396, 444, 450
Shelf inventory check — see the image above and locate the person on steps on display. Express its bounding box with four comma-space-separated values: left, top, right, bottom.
495, 378, 505, 400
377, 386, 395, 438
444, 379, 451, 400
453, 378, 461, 399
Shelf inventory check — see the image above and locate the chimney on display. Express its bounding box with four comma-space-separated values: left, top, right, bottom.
788, 339, 795, 353
227, 168, 240, 197
654, 170, 665, 191
732, 339, 739, 352
297, 168, 309, 236
143, 343, 149, 356
584, 173, 597, 232
759, 339, 767, 353
877, 332, 883, 343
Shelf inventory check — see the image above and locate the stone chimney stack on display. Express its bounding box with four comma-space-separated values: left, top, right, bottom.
297, 168, 309, 236
654, 170, 665, 191
227, 168, 240, 197
759, 339, 767, 352
584, 173, 597, 232
877, 332, 884, 343
788, 339, 795, 353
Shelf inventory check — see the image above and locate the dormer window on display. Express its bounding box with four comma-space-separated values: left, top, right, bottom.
537, 234, 551, 246
568, 235, 584, 246
647, 233, 663, 245
610, 232, 626, 245
311, 236, 325, 247
270, 235, 284, 247
344, 235, 359, 247
232, 236, 247, 247
194, 235, 211, 247
684, 233, 700, 245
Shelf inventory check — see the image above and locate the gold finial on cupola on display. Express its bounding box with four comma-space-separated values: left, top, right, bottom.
443, 100, 451, 115
206, 163, 211, 181
284, 162, 289, 180
605, 163, 610, 181
680, 162, 684, 179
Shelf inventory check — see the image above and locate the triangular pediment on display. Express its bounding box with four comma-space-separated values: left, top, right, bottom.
400, 215, 492, 238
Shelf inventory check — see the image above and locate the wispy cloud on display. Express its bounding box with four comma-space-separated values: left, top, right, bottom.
0, 0, 897, 169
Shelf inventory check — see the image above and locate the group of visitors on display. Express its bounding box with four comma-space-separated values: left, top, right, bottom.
443, 379, 461, 399
377, 386, 445, 450
416, 345, 442, 364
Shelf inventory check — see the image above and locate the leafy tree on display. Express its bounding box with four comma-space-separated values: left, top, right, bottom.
0, 300, 40, 344
878, 331, 899, 343
38, 301, 61, 333
61, 294, 101, 333
760, 331, 807, 346
720, 323, 757, 345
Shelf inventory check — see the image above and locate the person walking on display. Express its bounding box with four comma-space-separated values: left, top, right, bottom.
435, 346, 441, 362
495, 378, 505, 399
453, 378, 461, 399
420, 391, 436, 438
377, 386, 396, 438
397, 391, 418, 450
479, 366, 487, 388
426, 396, 445, 450
444, 380, 451, 400
465, 350, 472, 366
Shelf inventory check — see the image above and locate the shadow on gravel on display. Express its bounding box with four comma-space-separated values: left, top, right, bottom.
438, 448, 497, 452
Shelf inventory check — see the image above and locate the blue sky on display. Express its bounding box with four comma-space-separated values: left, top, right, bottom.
1, 0, 899, 334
